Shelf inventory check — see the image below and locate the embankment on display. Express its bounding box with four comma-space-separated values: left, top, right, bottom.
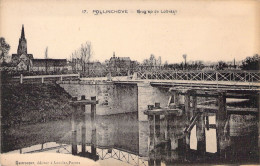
1, 83, 75, 127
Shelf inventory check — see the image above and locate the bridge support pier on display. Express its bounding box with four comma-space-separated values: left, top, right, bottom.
216, 92, 229, 159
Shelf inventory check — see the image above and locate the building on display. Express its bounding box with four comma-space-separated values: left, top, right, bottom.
11, 25, 34, 71
108, 52, 138, 71
31, 59, 67, 72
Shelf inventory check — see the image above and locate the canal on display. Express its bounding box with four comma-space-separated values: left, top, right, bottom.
3, 110, 259, 165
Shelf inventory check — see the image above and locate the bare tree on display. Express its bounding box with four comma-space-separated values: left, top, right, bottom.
71, 41, 93, 72
80, 41, 93, 72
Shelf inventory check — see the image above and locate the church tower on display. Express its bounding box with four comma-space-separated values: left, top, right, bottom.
17, 25, 27, 56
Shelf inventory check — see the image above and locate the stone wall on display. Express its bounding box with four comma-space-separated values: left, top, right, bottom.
59, 81, 172, 121
59, 81, 138, 115
137, 82, 171, 121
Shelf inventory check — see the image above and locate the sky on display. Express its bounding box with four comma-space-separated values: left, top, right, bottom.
0, 0, 259, 63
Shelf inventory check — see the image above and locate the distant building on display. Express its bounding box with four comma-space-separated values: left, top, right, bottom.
11, 25, 34, 71
31, 59, 67, 72
108, 52, 138, 71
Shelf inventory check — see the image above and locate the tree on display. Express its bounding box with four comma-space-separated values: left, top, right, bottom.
0, 37, 11, 63
157, 56, 162, 66
71, 41, 93, 72
241, 54, 259, 70
45, 47, 48, 73
216, 61, 228, 70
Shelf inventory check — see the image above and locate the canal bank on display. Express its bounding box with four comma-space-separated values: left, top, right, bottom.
1, 83, 76, 127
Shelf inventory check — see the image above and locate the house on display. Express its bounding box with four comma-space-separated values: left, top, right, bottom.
108, 52, 138, 71
31, 59, 67, 72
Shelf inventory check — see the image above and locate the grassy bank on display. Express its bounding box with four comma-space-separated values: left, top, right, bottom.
1, 83, 79, 127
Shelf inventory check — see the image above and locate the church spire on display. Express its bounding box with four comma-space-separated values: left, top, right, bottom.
21, 24, 25, 39
17, 24, 27, 55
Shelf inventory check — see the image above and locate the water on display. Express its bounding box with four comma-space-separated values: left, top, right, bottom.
3, 111, 259, 165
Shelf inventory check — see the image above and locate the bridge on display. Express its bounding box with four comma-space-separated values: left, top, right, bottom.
81, 70, 260, 90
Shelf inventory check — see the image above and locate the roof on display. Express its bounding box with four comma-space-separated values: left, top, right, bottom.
12, 54, 34, 60
110, 56, 131, 61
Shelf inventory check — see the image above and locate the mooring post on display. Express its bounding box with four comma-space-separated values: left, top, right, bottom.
184, 90, 191, 150
71, 97, 78, 155
91, 96, 97, 155
148, 105, 155, 151
81, 95, 86, 153
20, 74, 23, 84
216, 92, 227, 158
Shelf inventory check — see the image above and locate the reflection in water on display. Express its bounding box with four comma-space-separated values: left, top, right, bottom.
5, 112, 259, 165
66, 111, 258, 165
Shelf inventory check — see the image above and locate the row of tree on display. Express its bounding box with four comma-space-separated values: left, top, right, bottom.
141, 54, 259, 71
0, 37, 259, 71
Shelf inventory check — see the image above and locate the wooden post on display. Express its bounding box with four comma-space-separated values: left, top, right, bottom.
196, 113, 206, 155
71, 97, 78, 155
60, 76, 63, 81
91, 96, 96, 130
184, 90, 191, 150
173, 91, 179, 105
216, 92, 227, 158
205, 115, 209, 130
148, 105, 155, 151
148, 151, 155, 166
168, 115, 178, 150
154, 115, 160, 147
20, 74, 23, 84
81, 95, 86, 153
91, 128, 97, 155
41, 77, 44, 84
91, 96, 97, 155
164, 115, 170, 141
154, 103, 161, 147
194, 95, 206, 154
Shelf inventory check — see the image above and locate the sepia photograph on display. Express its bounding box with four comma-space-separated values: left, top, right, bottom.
0, 0, 259, 165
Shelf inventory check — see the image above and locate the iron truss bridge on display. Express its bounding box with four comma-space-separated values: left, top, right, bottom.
136, 70, 260, 82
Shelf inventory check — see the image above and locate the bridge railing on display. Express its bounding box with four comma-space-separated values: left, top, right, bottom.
16, 73, 80, 84
136, 70, 260, 82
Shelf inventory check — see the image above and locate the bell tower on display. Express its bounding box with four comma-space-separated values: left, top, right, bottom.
17, 25, 27, 56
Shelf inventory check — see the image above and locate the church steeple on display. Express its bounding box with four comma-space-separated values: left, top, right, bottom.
21, 24, 25, 39
17, 25, 27, 55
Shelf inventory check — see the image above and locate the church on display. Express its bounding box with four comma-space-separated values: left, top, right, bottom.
11, 25, 34, 71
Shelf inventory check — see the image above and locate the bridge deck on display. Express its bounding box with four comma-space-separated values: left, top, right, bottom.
80, 76, 260, 90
